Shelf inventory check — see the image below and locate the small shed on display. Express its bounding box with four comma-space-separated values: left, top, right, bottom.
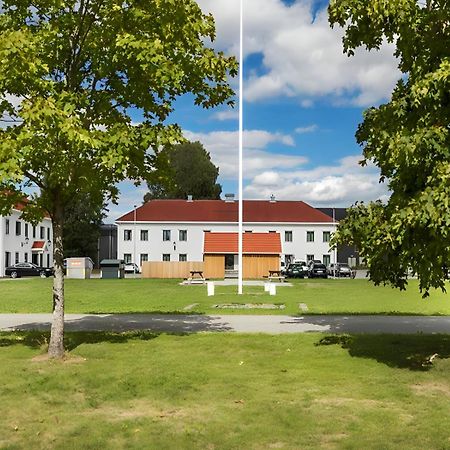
203, 232, 282, 279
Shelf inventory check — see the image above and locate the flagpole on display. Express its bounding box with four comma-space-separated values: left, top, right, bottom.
238, 0, 243, 295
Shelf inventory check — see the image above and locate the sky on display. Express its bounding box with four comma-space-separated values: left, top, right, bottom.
107, 0, 401, 222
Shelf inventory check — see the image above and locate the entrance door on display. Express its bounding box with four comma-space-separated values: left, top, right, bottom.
32, 253, 38, 265
225, 254, 235, 270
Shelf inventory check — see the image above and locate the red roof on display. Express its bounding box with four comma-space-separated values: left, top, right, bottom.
117, 200, 333, 223
204, 232, 282, 254
32, 240, 46, 249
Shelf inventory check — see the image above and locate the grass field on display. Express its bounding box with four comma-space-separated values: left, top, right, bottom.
0, 331, 449, 449
0, 277, 449, 315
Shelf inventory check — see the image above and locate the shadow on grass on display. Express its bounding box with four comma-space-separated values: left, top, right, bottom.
316, 334, 450, 371
0, 330, 161, 352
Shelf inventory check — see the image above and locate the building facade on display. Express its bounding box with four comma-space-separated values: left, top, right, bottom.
0, 207, 53, 276
116, 199, 337, 271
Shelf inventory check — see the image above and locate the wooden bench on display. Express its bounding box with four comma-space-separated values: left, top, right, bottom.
186, 270, 206, 284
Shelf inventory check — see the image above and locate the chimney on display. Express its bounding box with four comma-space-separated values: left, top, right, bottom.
224, 193, 235, 203
187, 195, 193, 202
270, 194, 276, 203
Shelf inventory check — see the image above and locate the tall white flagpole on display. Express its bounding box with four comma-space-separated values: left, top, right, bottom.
238, 0, 243, 295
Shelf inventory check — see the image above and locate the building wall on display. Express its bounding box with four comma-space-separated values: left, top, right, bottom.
1, 210, 53, 276
116, 221, 337, 269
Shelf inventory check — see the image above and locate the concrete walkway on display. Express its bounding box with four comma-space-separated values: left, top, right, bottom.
0, 314, 449, 334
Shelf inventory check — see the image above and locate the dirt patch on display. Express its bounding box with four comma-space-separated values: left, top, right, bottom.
320, 433, 349, 450
411, 382, 450, 397
31, 353, 87, 364
313, 397, 394, 409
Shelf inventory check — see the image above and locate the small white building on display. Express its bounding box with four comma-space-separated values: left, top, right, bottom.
116, 198, 337, 271
0, 205, 53, 276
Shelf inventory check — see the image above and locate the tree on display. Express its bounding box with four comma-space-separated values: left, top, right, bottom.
328, 0, 450, 296
0, 0, 237, 358
144, 141, 222, 201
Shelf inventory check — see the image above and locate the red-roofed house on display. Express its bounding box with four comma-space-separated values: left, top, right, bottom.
1, 205, 53, 276
116, 197, 337, 277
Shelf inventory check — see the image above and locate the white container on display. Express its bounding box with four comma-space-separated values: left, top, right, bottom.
269, 284, 276, 296
207, 281, 215, 296
264, 283, 270, 292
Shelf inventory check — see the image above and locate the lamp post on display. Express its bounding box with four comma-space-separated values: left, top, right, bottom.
238, 0, 243, 295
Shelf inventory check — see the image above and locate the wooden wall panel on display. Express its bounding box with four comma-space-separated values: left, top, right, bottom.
141, 261, 204, 279
243, 255, 280, 279
204, 255, 225, 279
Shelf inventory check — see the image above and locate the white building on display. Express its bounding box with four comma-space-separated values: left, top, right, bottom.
116, 198, 337, 270
0, 205, 53, 276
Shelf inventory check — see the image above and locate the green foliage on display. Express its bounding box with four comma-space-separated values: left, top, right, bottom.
144, 140, 222, 201
329, 0, 450, 296
0, 0, 237, 220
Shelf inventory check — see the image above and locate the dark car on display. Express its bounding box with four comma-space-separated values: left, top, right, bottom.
285, 263, 305, 279
308, 263, 328, 279
5, 263, 53, 279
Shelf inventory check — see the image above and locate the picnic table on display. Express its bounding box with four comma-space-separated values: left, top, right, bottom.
186, 270, 206, 284
266, 270, 285, 282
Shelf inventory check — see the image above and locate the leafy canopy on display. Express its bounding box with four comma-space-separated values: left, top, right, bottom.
329, 0, 450, 295
0, 0, 237, 220
144, 141, 222, 201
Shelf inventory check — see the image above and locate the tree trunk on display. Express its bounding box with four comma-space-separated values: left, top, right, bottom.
48, 204, 65, 359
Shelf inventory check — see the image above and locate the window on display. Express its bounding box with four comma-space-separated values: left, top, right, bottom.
323, 231, 331, 243
15, 252, 19, 264
306, 231, 315, 242
163, 230, 171, 241
24, 253, 28, 263
5, 251, 11, 268
32, 226, 36, 238
323, 255, 331, 266
140, 230, 148, 241
307, 254, 315, 262
179, 254, 187, 262
245, 230, 253, 233
124, 229, 132, 241
46, 254, 50, 268
285, 231, 293, 242
179, 230, 187, 241
284, 254, 294, 265
140, 254, 148, 265
40, 226, 45, 239
24, 223, 28, 238
15, 221, 21, 236
269, 230, 276, 233
123, 253, 132, 264
47, 227, 51, 240
203, 230, 211, 233
162, 254, 171, 262
5, 219, 9, 235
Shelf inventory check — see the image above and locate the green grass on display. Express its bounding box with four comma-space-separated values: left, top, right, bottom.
0, 277, 449, 315
0, 332, 449, 449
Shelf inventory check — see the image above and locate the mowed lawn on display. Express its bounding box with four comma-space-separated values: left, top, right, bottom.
0, 332, 449, 449
0, 277, 449, 315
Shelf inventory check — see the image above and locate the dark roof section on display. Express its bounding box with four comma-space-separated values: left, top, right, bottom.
117, 200, 334, 223
317, 207, 348, 221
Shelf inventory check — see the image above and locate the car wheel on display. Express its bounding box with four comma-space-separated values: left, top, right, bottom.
40, 271, 47, 278
10, 271, 18, 279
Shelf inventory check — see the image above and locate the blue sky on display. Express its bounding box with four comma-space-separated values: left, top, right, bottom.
108, 0, 400, 222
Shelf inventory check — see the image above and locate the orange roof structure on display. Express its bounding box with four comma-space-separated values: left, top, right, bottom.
31, 241, 46, 249
203, 232, 281, 254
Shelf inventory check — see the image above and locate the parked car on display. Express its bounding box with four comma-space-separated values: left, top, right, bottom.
307, 259, 322, 270
5, 263, 54, 278
308, 263, 328, 278
285, 263, 305, 279
328, 263, 352, 277
280, 261, 286, 275
293, 260, 309, 277
124, 263, 140, 274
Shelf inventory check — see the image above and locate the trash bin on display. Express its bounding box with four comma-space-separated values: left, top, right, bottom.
100, 259, 125, 279
66, 257, 94, 279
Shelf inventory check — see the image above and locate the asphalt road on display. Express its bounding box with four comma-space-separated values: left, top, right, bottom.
0, 314, 449, 334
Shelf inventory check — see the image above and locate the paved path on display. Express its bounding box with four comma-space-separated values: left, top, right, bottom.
0, 314, 449, 334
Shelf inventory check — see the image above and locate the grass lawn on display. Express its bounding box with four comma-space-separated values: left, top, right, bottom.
0, 332, 449, 449
0, 277, 449, 315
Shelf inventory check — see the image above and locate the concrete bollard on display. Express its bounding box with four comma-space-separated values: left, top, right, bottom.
269, 283, 276, 296
207, 281, 215, 297
264, 283, 270, 292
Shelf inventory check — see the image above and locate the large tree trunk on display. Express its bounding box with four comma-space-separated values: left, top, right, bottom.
48, 204, 65, 359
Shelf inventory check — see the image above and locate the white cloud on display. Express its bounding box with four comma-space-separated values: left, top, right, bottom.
212, 109, 239, 121
244, 155, 388, 206
184, 128, 305, 180
197, 0, 400, 106
295, 124, 318, 134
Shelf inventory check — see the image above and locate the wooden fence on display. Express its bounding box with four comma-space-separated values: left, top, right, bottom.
141, 261, 204, 279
